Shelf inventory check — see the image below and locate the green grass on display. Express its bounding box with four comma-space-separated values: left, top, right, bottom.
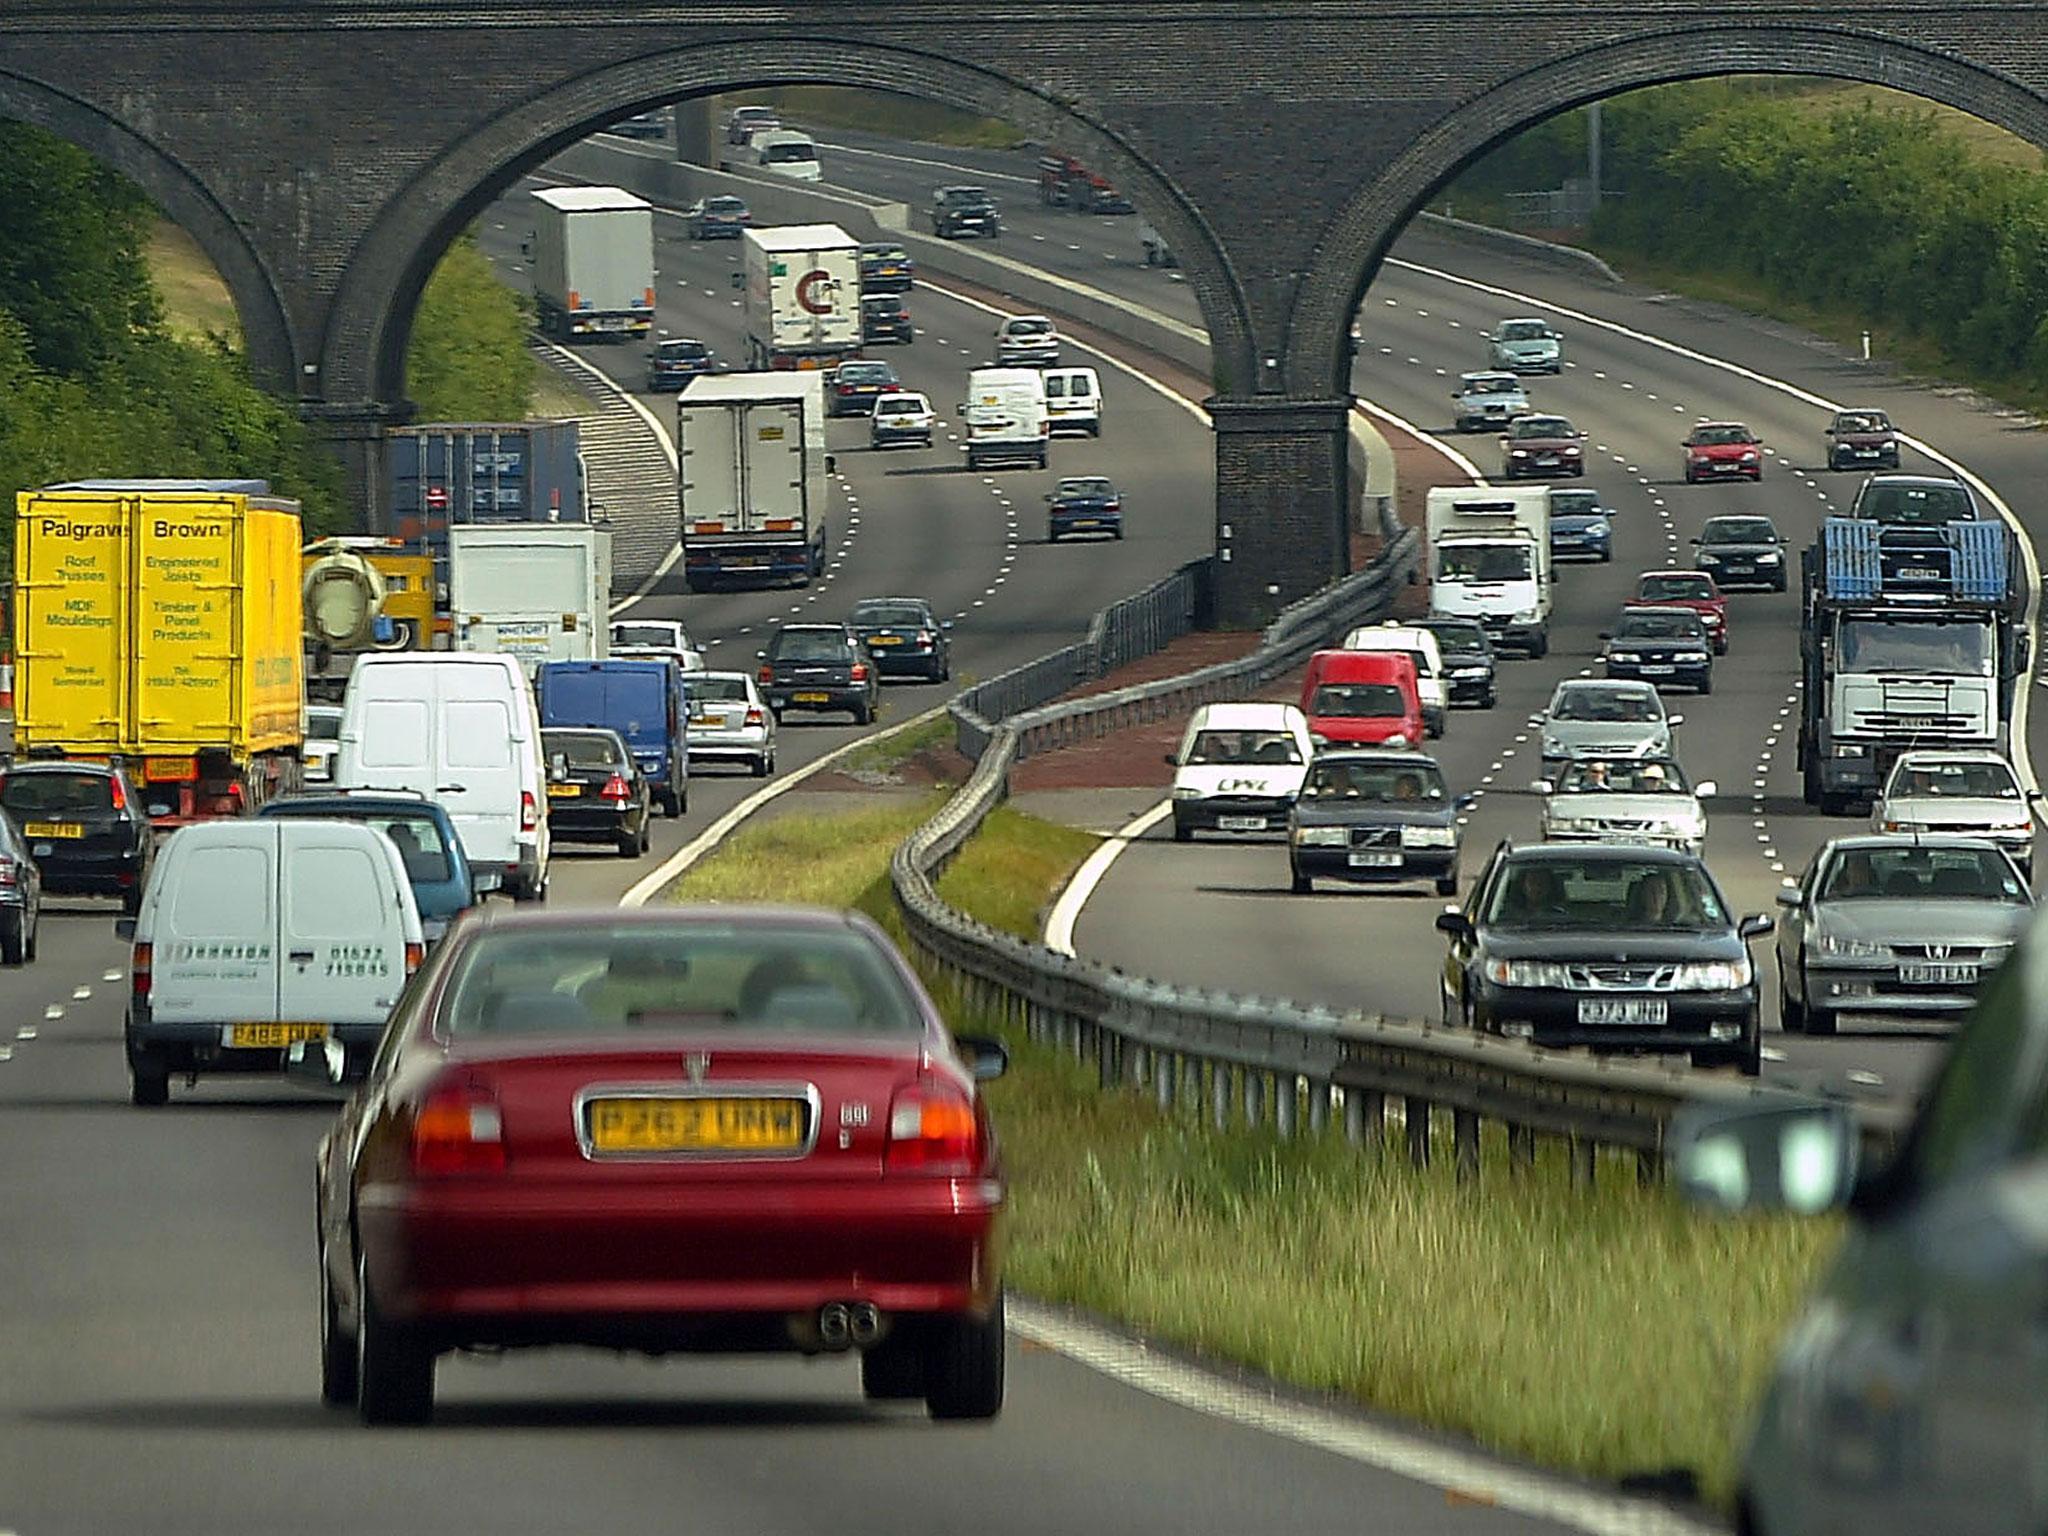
531, 365, 597, 421
146, 220, 241, 345
658, 792, 1838, 1509
832, 709, 958, 781
729, 87, 1028, 151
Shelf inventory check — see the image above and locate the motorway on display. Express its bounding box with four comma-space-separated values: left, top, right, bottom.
0, 118, 2036, 1531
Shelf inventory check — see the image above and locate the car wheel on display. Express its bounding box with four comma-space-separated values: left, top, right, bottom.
1435, 874, 1459, 898
861, 1335, 928, 1400
1684, 470, 1697, 484
1290, 863, 1312, 894
1779, 973, 1806, 1034
355, 1253, 434, 1426
0, 914, 25, 967
1171, 815, 1193, 844
1697, 672, 1713, 696
1804, 1004, 1839, 1038
320, 1243, 359, 1407
1482, 691, 1498, 710
129, 1053, 170, 1108
25, 909, 37, 963
617, 827, 640, 859
1528, 632, 1549, 659
924, 1293, 1004, 1421
852, 700, 873, 726
122, 883, 143, 916
1599, 548, 1612, 563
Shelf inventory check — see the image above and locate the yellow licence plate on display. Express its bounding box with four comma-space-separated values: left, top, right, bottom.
868, 635, 904, 646
587, 1096, 806, 1154
22, 822, 83, 839
689, 713, 717, 726
226, 1023, 328, 1049
547, 783, 581, 798
792, 691, 831, 703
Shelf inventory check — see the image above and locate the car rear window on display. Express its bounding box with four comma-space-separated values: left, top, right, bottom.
771, 631, 850, 662
853, 604, 927, 627
0, 772, 113, 814
686, 676, 750, 703
1309, 683, 1408, 720
545, 731, 625, 769
441, 926, 923, 1037
306, 712, 343, 741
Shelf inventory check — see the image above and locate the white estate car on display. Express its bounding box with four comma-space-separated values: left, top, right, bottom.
1166, 702, 1313, 843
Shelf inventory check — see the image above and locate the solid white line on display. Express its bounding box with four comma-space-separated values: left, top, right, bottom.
618, 705, 949, 908
1042, 801, 1170, 953
1009, 1301, 1719, 1536
1350, 397, 1489, 486
813, 136, 1037, 186
1386, 253, 2042, 796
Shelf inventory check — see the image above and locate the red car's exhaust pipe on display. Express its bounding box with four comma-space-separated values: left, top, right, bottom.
817, 1302, 852, 1350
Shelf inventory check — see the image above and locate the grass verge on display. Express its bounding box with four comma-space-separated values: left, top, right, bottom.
663, 795, 1835, 1510
147, 220, 241, 344
831, 710, 958, 782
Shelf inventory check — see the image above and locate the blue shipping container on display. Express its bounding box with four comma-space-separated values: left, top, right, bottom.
386, 421, 586, 532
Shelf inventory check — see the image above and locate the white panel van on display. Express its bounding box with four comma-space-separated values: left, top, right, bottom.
959, 367, 1049, 470
1342, 623, 1448, 739
1041, 367, 1102, 436
334, 653, 551, 902
119, 818, 424, 1105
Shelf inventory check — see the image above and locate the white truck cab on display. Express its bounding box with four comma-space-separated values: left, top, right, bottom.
1425, 485, 1553, 657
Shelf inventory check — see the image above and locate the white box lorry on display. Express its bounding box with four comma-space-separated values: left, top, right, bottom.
676, 372, 832, 591
527, 186, 654, 342
448, 523, 612, 673
1425, 485, 1553, 657
740, 224, 862, 370
959, 367, 1050, 470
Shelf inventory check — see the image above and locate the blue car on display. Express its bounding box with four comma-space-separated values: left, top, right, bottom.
1045, 476, 1124, 542
535, 657, 689, 816
1548, 487, 1612, 563
256, 790, 494, 944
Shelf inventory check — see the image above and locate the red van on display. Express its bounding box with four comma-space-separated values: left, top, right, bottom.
1299, 650, 1423, 748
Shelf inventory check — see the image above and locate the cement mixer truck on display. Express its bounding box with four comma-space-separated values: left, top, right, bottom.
301, 538, 423, 701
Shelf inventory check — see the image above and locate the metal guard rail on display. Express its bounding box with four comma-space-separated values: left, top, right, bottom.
896, 529, 1909, 1177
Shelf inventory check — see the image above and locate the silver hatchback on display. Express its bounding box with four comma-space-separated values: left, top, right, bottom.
1536, 680, 1680, 781
682, 671, 777, 778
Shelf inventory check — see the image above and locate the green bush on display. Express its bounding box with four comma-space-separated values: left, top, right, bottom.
404, 232, 537, 422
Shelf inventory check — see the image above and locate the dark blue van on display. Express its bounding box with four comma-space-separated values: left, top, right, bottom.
257, 790, 496, 944
534, 658, 690, 815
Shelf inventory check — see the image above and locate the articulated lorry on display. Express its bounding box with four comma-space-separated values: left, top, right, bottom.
1797, 516, 2027, 813
527, 186, 655, 342
14, 480, 305, 824
740, 224, 862, 371
676, 372, 832, 591
448, 523, 613, 675
1424, 486, 1553, 657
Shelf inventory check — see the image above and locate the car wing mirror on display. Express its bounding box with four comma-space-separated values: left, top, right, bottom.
1433, 910, 1474, 939
1453, 792, 1479, 811
1597, 630, 1612, 640
1162, 752, 1179, 767
1528, 779, 1553, 795
953, 1033, 1009, 1082
1694, 779, 1718, 798
1737, 913, 1775, 940
1774, 884, 1805, 908
1666, 713, 1685, 727
941, 620, 954, 630
1668, 1100, 1856, 1215
114, 916, 137, 941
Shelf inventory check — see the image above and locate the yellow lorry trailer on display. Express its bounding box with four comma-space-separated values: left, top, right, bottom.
14, 481, 306, 824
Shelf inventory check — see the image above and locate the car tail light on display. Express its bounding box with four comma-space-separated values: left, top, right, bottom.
601, 772, 631, 802
1105, 501, 1121, 512
412, 1081, 505, 1176
915, 630, 933, 645
403, 941, 424, 975
850, 663, 868, 682
0, 858, 18, 888
107, 774, 127, 811
519, 790, 538, 833
132, 942, 152, 1003
744, 708, 765, 727
886, 1080, 982, 1174
757, 665, 775, 686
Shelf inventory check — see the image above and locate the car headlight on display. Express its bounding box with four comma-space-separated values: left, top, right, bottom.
1451, 666, 1489, 679
1589, 518, 1610, 534
1833, 744, 1865, 758
1384, 733, 1412, 748
1609, 650, 1641, 663
1671, 957, 1753, 990
1308, 731, 1332, 747
1817, 932, 1888, 958
1741, 450, 1759, 462
1541, 736, 1564, 756
1513, 609, 1541, 623
1548, 816, 1603, 834
1758, 551, 1781, 563
1983, 943, 2014, 966
1697, 550, 1722, 562
1401, 826, 1457, 848
1171, 786, 1203, 801
1511, 449, 1530, 457
1484, 959, 1572, 988
1294, 826, 1348, 846
1677, 652, 1709, 663
1563, 445, 1582, 455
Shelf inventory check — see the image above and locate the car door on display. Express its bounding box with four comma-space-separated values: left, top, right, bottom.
1778, 850, 1825, 1007
146, 825, 280, 1026
1443, 846, 1502, 1017
434, 664, 522, 872
275, 824, 411, 1028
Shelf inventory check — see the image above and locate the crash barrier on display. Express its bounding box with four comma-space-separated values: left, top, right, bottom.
1414, 211, 1623, 286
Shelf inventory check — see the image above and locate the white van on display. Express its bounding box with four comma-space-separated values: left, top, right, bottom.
1342, 623, 1448, 739
334, 653, 551, 902
1166, 702, 1313, 843
1041, 367, 1102, 436
754, 130, 822, 182
119, 818, 423, 1105
959, 367, 1049, 470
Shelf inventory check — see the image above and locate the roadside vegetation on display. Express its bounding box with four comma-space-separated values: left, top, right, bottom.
667, 786, 1838, 1510
1448, 77, 2048, 411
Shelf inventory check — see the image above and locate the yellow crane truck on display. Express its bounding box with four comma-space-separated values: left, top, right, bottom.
13, 480, 306, 825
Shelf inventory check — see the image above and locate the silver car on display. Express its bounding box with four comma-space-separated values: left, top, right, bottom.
682, 670, 777, 777
1774, 833, 2034, 1034
1872, 749, 2036, 879
994, 314, 1060, 367
1535, 756, 1715, 854
1487, 316, 1563, 374
1536, 680, 1680, 781
1449, 370, 1530, 432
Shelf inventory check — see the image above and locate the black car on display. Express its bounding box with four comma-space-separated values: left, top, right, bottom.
539, 728, 651, 859
1689, 514, 1789, 592
0, 804, 43, 965
0, 760, 149, 914
827, 359, 900, 417
861, 294, 914, 345
1416, 618, 1497, 709
1288, 751, 1473, 896
646, 337, 716, 392
758, 623, 881, 724
847, 596, 951, 682
857, 241, 916, 293
685, 195, 751, 240
1436, 841, 1773, 1073
1046, 477, 1124, 542
1601, 605, 1714, 694
930, 185, 1001, 240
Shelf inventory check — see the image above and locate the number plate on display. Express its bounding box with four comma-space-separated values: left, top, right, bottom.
868, 635, 903, 646
1576, 998, 1668, 1025
224, 1023, 328, 1049
1348, 850, 1403, 868
792, 691, 831, 704
1640, 664, 1675, 675
586, 1096, 806, 1154
21, 822, 83, 839
689, 712, 717, 726
547, 783, 581, 798
1217, 815, 1268, 832
1899, 962, 1978, 985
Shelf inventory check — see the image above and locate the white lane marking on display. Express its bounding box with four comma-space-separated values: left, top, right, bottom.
70, 986, 90, 1001
15, 1027, 36, 1042
102, 969, 121, 983
1044, 802, 1173, 954
42, 1005, 62, 1021
812, 137, 1035, 185
1388, 252, 2042, 796
1010, 1301, 1720, 1536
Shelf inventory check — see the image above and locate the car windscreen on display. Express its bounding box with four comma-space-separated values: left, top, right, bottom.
1835, 412, 1889, 433
852, 604, 927, 627
1691, 425, 1752, 445
1702, 518, 1777, 544
1183, 729, 1302, 766
1500, 321, 1548, 340
763, 142, 816, 162
1550, 492, 1602, 517
1819, 845, 2028, 904
305, 712, 343, 741
1616, 611, 1705, 640
441, 925, 923, 1037
1889, 761, 2022, 800
613, 624, 684, 649
770, 632, 851, 663
1509, 417, 1572, 439
1465, 377, 1519, 395
1556, 761, 1691, 794
1485, 858, 1728, 930
1551, 687, 1658, 723
1639, 576, 1713, 602
1855, 482, 1974, 524
1838, 617, 1994, 676
1301, 760, 1446, 800
545, 731, 625, 769
1308, 683, 1408, 720
685, 676, 750, 703
0, 771, 112, 814
1437, 545, 1532, 582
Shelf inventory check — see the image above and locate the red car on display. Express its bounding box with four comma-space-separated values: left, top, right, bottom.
1298, 649, 1423, 748
1635, 569, 1729, 654
313, 906, 1009, 1425
1682, 421, 1764, 483
1500, 413, 1587, 479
